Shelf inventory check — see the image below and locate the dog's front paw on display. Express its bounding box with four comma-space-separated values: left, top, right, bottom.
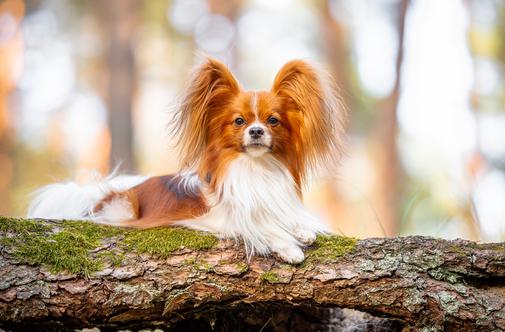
273, 245, 305, 264
294, 228, 317, 245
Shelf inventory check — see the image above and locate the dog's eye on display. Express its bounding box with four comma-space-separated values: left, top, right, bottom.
234, 117, 245, 126
267, 117, 279, 126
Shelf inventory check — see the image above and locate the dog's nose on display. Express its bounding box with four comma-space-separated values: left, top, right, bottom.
249, 127, 264, 139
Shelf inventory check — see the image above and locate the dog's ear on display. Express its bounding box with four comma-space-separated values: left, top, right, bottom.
173, 58, 240, 169
271, 60, 347, 178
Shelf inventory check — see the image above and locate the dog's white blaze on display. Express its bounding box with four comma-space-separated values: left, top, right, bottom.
177, 154, 327, 260
251, 92, 258, 118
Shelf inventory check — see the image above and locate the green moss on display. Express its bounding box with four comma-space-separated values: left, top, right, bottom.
0, 217, 125, 276
448, 244, 470, 257
0, 217, 50, 234
235, 262, 249, 274
305, 235, 358, 263
469, 242, 505, 253
184, 257, 197, 265
59, 220, 123, 239
123, 227, 218, 258
260, 271, 280, 283
97, 250, 125, 267
195, 261, 214, 272
183, 257, 216, 272
0, 218, 218, 275
15, 230, 104, 275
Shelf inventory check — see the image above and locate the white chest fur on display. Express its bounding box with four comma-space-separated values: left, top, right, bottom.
177, 155, 327, 262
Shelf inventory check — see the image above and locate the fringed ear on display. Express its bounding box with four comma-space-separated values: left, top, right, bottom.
171, 58, 240, 169
271, 60, 347, 180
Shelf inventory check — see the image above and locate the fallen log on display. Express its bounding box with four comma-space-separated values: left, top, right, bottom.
0, 217, 504, 331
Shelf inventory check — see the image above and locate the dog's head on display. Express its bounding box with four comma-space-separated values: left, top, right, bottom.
172, 58, 346, 191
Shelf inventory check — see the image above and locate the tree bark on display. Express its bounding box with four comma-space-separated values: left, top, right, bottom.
1, 218, 504, 332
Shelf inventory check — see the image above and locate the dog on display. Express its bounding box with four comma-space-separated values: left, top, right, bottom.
28, 57, 346, 263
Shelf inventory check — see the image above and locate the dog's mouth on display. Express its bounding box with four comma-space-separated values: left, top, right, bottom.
247, 143, 269, 148
243, 142, 272, 155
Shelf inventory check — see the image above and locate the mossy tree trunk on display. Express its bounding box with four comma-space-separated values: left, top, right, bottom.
0, 218, 504, 331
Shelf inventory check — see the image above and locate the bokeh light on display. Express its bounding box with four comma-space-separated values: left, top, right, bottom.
0, 0, 504, 242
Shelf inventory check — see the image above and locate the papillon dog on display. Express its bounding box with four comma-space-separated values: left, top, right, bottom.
27, 57, 346, 263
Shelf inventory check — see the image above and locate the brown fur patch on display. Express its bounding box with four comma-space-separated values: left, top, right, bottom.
93, 175, 209, 228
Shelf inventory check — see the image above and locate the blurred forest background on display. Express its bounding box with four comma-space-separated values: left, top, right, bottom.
0, 0, 504, 242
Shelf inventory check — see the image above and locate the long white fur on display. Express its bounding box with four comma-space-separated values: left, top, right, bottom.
27, 154, 327, 263
177, 154, 328, 263
27, 174, 147, 221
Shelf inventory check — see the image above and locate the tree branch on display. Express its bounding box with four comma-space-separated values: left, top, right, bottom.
0, 217, 504, 331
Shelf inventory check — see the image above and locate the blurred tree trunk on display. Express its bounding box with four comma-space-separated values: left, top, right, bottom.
321, 1, 351, 106
465, 0, 487, 241
316, 1, 363, 236
0, 0, 24, 214
207, 0, 244, 71
371, 0, 409, 236
101, 0, 138, 173
464, 1, 505, 240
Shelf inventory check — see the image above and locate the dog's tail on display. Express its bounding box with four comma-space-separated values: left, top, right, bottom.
27, 172, 147, 222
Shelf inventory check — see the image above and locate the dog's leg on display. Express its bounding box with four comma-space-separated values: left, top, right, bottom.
270, 240, 305, 264
293, 227, 317, 245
